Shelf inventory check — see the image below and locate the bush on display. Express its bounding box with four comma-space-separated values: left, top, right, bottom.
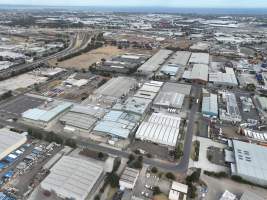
134, 149, 140, 154
153, 186, 161, 195
165, 172, 175, 180
151, 167, 158, 174
94, 195, 100, 200
204, 170, 228, 178
186, 168, 201, 184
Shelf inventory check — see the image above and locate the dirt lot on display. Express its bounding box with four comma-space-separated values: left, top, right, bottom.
50, 45, 124, 69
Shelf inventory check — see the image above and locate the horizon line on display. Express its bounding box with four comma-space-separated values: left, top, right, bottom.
0, 4, 267, 9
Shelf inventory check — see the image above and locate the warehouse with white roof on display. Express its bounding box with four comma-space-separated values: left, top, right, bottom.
41, 156, 104, 200
0, 128, 27, 160
209, 67, 238, 87
189, 53, 210, 65
202, 93, 218, 117
135, 113, 181, 148
227, 140, 267, 186
137, 49, 173, 75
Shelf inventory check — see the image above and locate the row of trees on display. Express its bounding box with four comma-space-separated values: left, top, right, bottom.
27, 128, 77, 148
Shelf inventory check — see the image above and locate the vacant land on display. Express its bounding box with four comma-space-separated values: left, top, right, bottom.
50, 45, 124, 69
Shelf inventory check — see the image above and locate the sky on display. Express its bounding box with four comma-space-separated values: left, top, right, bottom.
0, 0, 266, 8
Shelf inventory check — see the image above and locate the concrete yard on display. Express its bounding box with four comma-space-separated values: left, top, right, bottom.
0, 73, 47, 94
190, 136, 228, 172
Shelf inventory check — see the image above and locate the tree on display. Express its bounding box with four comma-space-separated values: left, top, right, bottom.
128, 154, 135, 163
65, 138, 77, 148
246, 83, 256, 92
165, 172, 175, 180
151, 167, 158, 174
94, 195, 100, 200
98, 152, 104, 160
153, 186, 161, 195
109, 173, 120, 188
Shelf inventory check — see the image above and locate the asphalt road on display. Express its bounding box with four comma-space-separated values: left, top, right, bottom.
0, 85, 201, 173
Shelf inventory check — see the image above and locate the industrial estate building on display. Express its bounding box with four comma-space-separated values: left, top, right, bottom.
202, 92, 218, 117
59, 105, 106, 133
41, 156, 104, 200
227, 140, 267, 186
188, 53, 210, 65
219, 92, 241, 122
89, 77, 137, 105
168, 181, 188, 200
93, 110, 140, 139
22, 102, 73, 127
137, 49, 173, 75
135, 113, 181, 148
0, 128, 27, 160
119, 167, 139, 190
209, 67, 238, 87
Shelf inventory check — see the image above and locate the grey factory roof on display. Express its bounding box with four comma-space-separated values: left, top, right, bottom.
137, 49, 173, 74
139, 82, 162, 93
161, 82, 192, 95
134, 90, 158, 100
135, 113, 181, 147
240, 191, 265, 200
209, 67, 238, 86
0, 129, 27, 160
120, 167, 139, 186
231, 140, 267, 186
191, 64, 209, 82
168, 51, 192, 66
202, 93, 218, 116
93, 110, 140, 139
41, 156, 103, 200
189, 53, 210, 65
160, 64, 180, 76
93, 77, 137, 98
153, 92, 185, 109
209, 73, 238, 86
224, 92, 241, 118
112, 97, 151, 116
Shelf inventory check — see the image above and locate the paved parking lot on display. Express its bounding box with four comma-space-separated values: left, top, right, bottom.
0, 95, 44, 118
191, 136, 229, 172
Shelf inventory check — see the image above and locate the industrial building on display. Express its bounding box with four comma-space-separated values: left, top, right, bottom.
168, 181, 188, 200
168, 51, 191, 66
256, 95, 267, 111
202, 92, 218, 117
41, 156, 104, 200
209, 67, 238, 87
0, 128, 27, 160
153, 92, 184, 110
93, 110, 140, 139
59, 105, 106, 133
160, 82, 192, 96
159, 64, 180, 77
22, 101, 73, 127
219, 92, 241, 123
219, 190, 236, 200
134, 81, 163, 100
137, 49, 173, 75
183, 64, 209, 84
240, 191, 265, 200
89, 77, 137, 106
95, 53, 147, 74
119, 167, 139, 190
112, 97, 151, 117
135, 113, 181, 148
227, 140, 267, 186
188, 53, 210, 65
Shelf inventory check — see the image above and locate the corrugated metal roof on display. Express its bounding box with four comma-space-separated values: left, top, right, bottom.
22, 102, 72, 122
191, 64, 209, 82
41, 156, 103, 200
